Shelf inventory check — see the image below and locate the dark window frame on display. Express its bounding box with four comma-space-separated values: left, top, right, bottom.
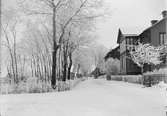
159, 32, 166, 45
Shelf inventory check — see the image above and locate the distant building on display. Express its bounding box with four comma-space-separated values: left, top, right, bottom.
117, 10, 167, 75
104, 46, 120, 61
91, 67, 105, 78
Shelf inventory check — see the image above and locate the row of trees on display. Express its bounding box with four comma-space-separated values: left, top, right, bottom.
1, 0, 107, 90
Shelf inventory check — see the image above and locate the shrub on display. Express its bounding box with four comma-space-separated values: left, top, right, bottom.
105, 58, 120, 76
0, 76, 85, 94
0, 77, 54, 94
106, 75, 111, 80
110, 75, 122, 81
143, 68, 167, 85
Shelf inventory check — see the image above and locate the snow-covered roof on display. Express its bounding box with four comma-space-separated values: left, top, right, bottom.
117, 27, 142, 43
120, 27, 143, 35
123, 34, 138, 37
140, 17, 167, 35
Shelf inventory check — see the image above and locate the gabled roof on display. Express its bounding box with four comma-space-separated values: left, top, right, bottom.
140, 17, 167, 35
104, 46, 120, 61
117, 29, 122, 43
117, 27, 141, 43
123, 34, 138, 37
120, 27, 143, 35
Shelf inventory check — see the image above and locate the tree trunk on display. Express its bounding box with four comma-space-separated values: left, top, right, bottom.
67, 53, 72, 80
51, 5, 58, 89
76, 64, 80, 78
62, 49, 67, 82
51, 47, 58, 89
58, 48, 61, 81
14, 35, 18, 84
141, 65, 144, 86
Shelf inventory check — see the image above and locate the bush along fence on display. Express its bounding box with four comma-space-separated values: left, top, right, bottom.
0, 77, 86, 94
107, 75, 142, 84
106, 74, 167, 87
143, 68, 167, 87
143, 74, 167, 87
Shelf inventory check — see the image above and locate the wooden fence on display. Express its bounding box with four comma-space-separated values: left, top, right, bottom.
107, 74, 167, 87
143, 74, 167, 87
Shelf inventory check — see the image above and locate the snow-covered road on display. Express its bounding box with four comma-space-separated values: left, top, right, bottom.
0, 79, 166, 116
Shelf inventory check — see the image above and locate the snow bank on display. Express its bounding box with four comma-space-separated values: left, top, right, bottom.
0, 79, 165, 116
0, 77, 86, 94
157, 81, 167, 107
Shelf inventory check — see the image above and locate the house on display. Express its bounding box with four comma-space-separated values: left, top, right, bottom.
117, 29, 141, 75
104, 46, 120, 61
117, 10, 167, 75
91, 67, 105, 78
139, 10, 167, 71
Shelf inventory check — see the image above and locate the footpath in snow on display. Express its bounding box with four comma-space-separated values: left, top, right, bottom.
0, 78, 166, 116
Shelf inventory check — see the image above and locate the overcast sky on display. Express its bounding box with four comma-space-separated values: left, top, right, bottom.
2, 0, 166, 49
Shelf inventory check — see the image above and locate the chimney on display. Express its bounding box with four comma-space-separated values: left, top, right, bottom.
151, 20, 158, 25
162, 10, 167, 18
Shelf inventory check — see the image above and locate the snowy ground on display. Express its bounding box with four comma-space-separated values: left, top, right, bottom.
0, 78, 166, 116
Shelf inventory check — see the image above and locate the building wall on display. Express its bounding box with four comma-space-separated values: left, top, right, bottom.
140, 30, 151, 44
120, 36, 141, 75
151, 19, 166, 69
120, 38, 126, 54
141, 19, 167, 71
150, 19, 166, 46
126, 58, 141, 75
126, 37, 141, 75
120, 52, 126, 74
120, 36, 127, 74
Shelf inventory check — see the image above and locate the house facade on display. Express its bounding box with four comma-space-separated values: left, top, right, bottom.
117, 29, 141, 75
118, 10, 167, 75
140, 11, 167, 71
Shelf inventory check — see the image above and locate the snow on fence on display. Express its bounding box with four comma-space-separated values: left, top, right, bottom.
107, 73, 167, 86
143, 68, 167, 86
143, 74, 167, 86
109, 75, 143, 84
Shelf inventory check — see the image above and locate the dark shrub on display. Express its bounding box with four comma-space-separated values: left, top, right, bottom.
106, 75, 111, 80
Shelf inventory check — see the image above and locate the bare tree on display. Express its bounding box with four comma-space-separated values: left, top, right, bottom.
91, 44, 107, 72
2, 16, 19, 83
18, 0, 105, 89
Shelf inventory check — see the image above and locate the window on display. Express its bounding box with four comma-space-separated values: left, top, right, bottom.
126, 38, 134, 50
159, 32, 167, 45
126, 38, 129, 44
121, 54, 126, 72
121, 56, 125, 72
129, 38, 133, 45
120, 40, 126, 53
126, 38, 133, 45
